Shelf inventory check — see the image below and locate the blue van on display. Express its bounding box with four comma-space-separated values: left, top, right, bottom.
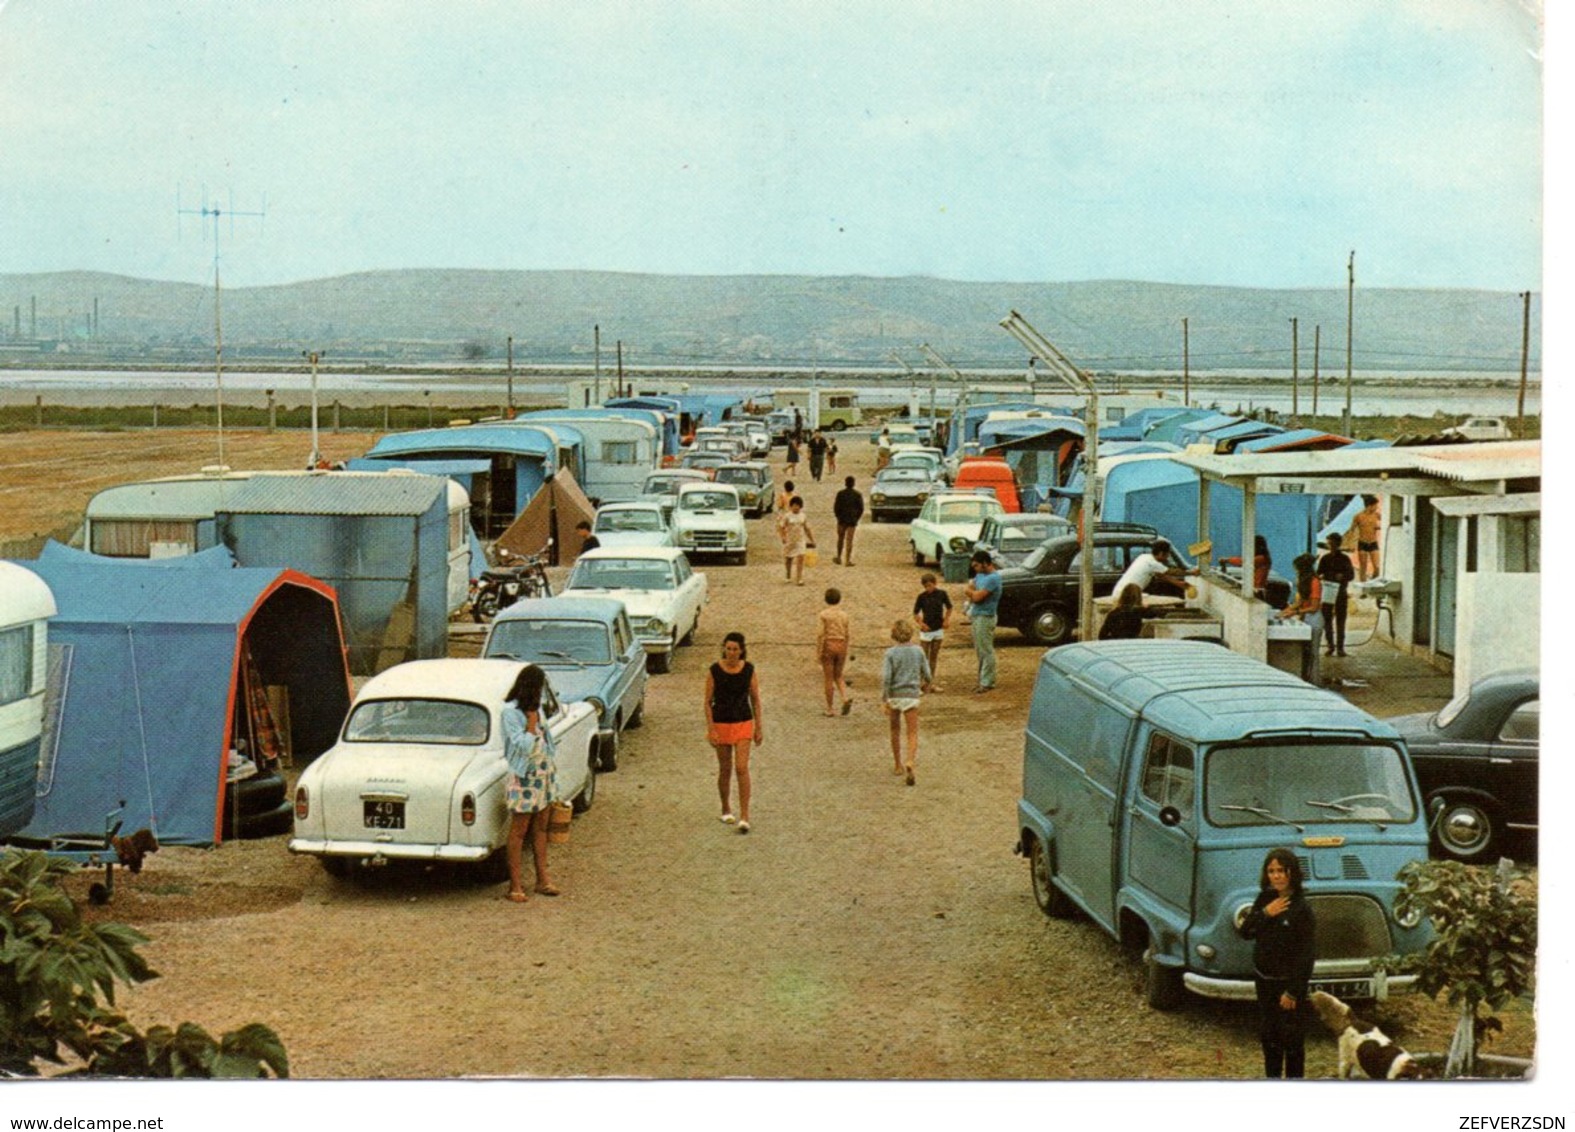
1017, 640, 1430, 1009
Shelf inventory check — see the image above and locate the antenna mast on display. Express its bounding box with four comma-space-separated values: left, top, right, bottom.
177, 187, 266, 469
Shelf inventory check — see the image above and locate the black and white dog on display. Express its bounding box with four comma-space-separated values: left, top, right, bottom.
1309, 990, 1423, 1079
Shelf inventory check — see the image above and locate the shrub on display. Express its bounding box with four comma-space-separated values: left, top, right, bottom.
0, 850, 287, 1077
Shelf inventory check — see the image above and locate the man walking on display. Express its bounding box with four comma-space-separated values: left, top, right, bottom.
964, 549, 1002, 693
1316, 533, 1356, 657
808, 429, 829, 482
832, 476, 864, 565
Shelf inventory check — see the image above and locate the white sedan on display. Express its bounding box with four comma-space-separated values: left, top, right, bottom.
288, 659, 599, 878
908, 493, 1005, 567
591, 500, 676, 549
563, 546, 708, 673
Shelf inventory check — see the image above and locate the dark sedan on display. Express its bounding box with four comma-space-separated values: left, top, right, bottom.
1390, 671, 1538, 862
993, 523, 1160, 646
974, 512, 1074, 567
868, 466, 941, 522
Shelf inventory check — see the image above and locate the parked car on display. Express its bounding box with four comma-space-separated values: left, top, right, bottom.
562, 547, 707, 674
907, 492, 1005, 567
288, 659, 599, 878
1389, 670, 1538, 861
735, 419, 773, 458
712, 461, 775, 517
872, 424, 923, 447
1441, 416, 1512, 441
973, 512, 1074, 567
765, 409, 796, 444
993, 523, 1162, 646
678, 450, 730, 476
671, 482, 748, 564
694, 435, 750, 461
640, 469, 710, 521
886, 447, 949, 484
483, 597, 648, 772
868, 466, 942, 522
590, 500, 675, 549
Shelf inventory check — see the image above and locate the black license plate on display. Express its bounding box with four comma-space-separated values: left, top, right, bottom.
363, 800, 405, 829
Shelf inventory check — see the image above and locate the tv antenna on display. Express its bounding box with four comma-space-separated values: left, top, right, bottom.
177, 186, 267, 469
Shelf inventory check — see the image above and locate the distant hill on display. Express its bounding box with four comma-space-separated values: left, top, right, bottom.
0, 269, 1540, 374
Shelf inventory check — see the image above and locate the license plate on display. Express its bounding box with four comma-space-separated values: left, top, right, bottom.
363, 800, 405, 829
1315, 979, 1373, 1000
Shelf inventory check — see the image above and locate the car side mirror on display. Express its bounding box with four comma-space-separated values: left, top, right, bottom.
1158, 805, 1183, 828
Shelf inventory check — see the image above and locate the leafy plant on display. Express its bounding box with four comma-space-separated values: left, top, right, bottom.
0, 850, 288, 1078
1382, 858, 1536, 1077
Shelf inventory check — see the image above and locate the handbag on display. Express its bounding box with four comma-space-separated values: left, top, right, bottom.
802, 548, 819, 568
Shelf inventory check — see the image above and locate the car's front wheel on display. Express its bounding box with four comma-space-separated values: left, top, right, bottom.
1024, 603, 1074, 647
911, 542, 925, 566
598, 725, 619, 773
572, 751, 597, 814
648, 648, 673, 675
1431, 793, 1500, 861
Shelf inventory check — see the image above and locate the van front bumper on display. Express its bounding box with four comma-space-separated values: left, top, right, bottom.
1183, 968, 1417, 1002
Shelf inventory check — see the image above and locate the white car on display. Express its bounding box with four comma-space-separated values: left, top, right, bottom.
737, 419, 772, 458
1441, 416, 1512, 441
288, 659, 599, 878
591, 500, 676, 549
671, 482, 748, 564
563, 546, 708, 674
908, 492, 1005, 567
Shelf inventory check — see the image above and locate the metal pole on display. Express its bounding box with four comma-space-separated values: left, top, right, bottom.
1517, 291, 1531, 429
1182, 317, 1190, 407
593, 324, 602, 403
1290, 317, 1299, 420
1312, 325, 1321, 417
1344, 251, 1355, 434
305, 351, 322, 466
506, 335, 515, 417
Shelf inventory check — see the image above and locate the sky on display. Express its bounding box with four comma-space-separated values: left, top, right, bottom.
0, 1, 1545, 291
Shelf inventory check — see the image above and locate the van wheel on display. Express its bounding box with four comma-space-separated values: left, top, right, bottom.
1144, 946, 1185, 1011
1025, 604, 1073, 647
830, 420, 847, 431
1029, 837, 1075, 919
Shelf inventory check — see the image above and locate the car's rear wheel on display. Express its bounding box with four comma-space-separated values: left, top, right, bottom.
911, 543, 925, 566
680, 618, 697, 646
1029, 836, 1076, 919
1431, 793, 1500, 861
1024, 603, 1074, 647
627, 692, 646, 729
320, 856, 352, 879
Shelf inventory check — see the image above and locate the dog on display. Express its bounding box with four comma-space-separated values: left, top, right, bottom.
111, 828, 159, 875
1308, 990, 1423, 1079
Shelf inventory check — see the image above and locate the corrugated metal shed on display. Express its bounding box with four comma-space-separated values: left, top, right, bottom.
217, 472, 447, 516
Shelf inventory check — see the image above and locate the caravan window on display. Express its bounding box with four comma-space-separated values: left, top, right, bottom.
343, 699, 491, 745
0, 625, 33, 706
90, 519, 198, 557
602, 440, 640, 465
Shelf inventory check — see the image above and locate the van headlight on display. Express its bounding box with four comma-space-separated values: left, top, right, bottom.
1394, 899, 1423, 929
1232, 902, 1255, 931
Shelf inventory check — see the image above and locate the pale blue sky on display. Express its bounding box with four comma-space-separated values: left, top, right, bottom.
0, 0, 1544, 290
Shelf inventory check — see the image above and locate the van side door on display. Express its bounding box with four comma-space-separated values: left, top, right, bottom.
1122, 729, 1198, 917
1048, 689, 1134, 930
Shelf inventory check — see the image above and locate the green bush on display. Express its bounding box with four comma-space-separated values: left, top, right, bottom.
0, 850, 287, 1077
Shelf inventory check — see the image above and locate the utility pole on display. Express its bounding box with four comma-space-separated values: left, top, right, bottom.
1290, 317, 1299, 420
1517, 291, 1531, 429
303, 350, 324, 466
1344, 250, 1355, 435
1182, 317, 1190, 406
593, 325, 602, 404
1312, 325, 1321, 418
616, 340, 625, 399
506, 336, 515, 417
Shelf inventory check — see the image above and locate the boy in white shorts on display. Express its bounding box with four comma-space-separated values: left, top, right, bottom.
911, 572, 953, 693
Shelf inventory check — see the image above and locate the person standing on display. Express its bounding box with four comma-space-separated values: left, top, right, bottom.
1317, 533, 1355, 656
876, 426, 893, 471
807, 429, 828, 482
780, 496, 815, 585
501, 666, 561, 902
827, 436, 839, 475
575, 519, 601, 555
1280, 553, 1324, 685
911, 572, 953, 692
1097, 583, 1148, 640
775, 479, 796, 532
1238, 848, 1317, 1079
816, 588, 852, 716
963, 549, 1002, 693
705, 632, 762, 834
881, 620, 931, 785
832, 475, 864, 565
1347, 494, 1383, 582
784, 435, 801, 479
1114, 537, 1195, 602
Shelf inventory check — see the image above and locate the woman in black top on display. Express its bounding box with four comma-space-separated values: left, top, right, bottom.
1098, 583, 1148, 640
704, 631, 762, 834
1238, 848, 1317, 1078
1317, 533, 1356, 656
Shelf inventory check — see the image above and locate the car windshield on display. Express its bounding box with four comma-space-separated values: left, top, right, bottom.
597, 509, 663, 532
1434, 688, 1472, 729
937, 501, 997, 522
486, 620, 612, 665
1205, 742, 1416, 827
878, 469, 927, 483
568, 558, 675, 590
343, 699, 491, 745
680, 491, 738, 511
999, 519, 1067, 548
713, 468, 756, 485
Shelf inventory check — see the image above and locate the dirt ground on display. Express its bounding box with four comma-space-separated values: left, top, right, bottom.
0, 426, 1535, 1080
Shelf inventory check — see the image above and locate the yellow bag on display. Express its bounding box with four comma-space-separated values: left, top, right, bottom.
802, 548, 820, 568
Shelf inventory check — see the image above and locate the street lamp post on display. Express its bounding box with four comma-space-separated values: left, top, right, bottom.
998, 311, 1099, 641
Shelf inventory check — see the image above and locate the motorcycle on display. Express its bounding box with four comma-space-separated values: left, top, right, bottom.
470, 545, 552, 622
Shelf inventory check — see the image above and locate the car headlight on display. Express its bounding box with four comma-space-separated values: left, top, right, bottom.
643, 617, 669, 634
949, 536, 970, 551
725, 531, 739, 543
742, 491, 757, 502
916, 492, 928, 502
871, 493, 886, 503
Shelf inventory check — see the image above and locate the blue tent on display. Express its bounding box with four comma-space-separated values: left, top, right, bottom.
363, 423, 559, 538
13, 546, 350, 847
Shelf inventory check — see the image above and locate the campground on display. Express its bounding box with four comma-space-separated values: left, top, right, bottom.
0, 426, 1536, 1079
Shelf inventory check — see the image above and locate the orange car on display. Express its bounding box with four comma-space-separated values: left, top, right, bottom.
951, 456, 1020, 512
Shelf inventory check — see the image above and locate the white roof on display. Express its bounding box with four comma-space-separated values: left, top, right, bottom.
356, 658, 530, 706
577, 545, 689, 563
1174, 440, 1539, 487
0, 562, 56, 625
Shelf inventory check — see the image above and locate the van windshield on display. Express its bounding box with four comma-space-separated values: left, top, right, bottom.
1205, 742, 1416, 827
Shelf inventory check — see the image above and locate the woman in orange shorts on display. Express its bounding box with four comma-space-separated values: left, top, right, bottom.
705, 632, 763, 834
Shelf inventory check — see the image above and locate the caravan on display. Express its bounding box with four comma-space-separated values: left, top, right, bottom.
0, 563, 53, 837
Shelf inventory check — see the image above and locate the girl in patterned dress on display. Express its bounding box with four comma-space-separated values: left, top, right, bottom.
502, 665, 561, 902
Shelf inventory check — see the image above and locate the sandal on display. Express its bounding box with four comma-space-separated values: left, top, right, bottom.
737, 821, 750, 835
841, 699, 853, 716
721, 813, 736, 824
534, 883, 561, 897
506, 890, 529, 903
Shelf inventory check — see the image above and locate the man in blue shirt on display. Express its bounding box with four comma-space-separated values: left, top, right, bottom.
964, 549, 1003, 693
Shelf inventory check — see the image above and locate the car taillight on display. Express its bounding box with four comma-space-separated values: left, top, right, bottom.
461, 793, 476, 826
294, 786, 309, 820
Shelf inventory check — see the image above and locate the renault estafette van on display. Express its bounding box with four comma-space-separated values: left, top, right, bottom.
1017, 640, 1429, 1009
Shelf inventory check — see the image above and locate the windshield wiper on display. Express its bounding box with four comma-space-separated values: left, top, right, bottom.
540, 649, 586, 668
1306, 798, 1389, 829
1219, 804, 1304, 833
